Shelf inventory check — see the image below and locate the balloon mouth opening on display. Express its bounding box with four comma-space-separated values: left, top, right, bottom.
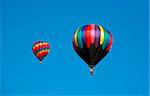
90, 68, 94, 75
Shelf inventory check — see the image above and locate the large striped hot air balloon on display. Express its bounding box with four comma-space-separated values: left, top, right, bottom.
72, 24, 112, 75
32, 41, 50, 64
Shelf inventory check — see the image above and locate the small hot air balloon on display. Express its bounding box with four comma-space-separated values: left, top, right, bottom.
72, 24, 112, 75
32, 41, 50, 64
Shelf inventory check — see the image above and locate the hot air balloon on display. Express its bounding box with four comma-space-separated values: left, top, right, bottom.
32, 41, 50, 64
72, 24, 112, 75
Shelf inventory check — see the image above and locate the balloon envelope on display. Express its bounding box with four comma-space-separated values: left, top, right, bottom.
32, 41, 50, 63
72, 24, 112, 74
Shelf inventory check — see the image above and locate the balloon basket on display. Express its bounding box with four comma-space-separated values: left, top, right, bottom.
39, 61, 42, 64
90, 68, 94, 75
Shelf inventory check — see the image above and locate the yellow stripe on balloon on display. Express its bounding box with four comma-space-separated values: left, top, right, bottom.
99, 25, 104, 45
35, 44, 39, 47
74, 28, 79, 47
43, 42, 45, 45
39, 43, 42, 46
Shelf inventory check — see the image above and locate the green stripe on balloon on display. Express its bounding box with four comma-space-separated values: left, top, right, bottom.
102, 29, 110, 50
77, 28, 83, 49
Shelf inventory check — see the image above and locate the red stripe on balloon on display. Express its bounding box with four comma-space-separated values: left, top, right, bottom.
42, 43, 45, 48
39, 52, 42, 58
84, 25, 91, 48
36, 44, 41, 51
90, 24, 95, 44
34, 46, 38, 53
45, 50, 48, 56
32, 47, 36, 53
41, 51, 45, 57
36, 52, 40, 59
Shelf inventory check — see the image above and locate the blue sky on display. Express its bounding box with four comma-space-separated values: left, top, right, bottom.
1, 0, 148, 95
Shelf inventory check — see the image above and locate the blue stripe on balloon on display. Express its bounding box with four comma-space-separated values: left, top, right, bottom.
82, 25, 86, 45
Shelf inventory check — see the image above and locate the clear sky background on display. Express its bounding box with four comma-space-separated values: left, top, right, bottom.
1, 0, 148, 95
